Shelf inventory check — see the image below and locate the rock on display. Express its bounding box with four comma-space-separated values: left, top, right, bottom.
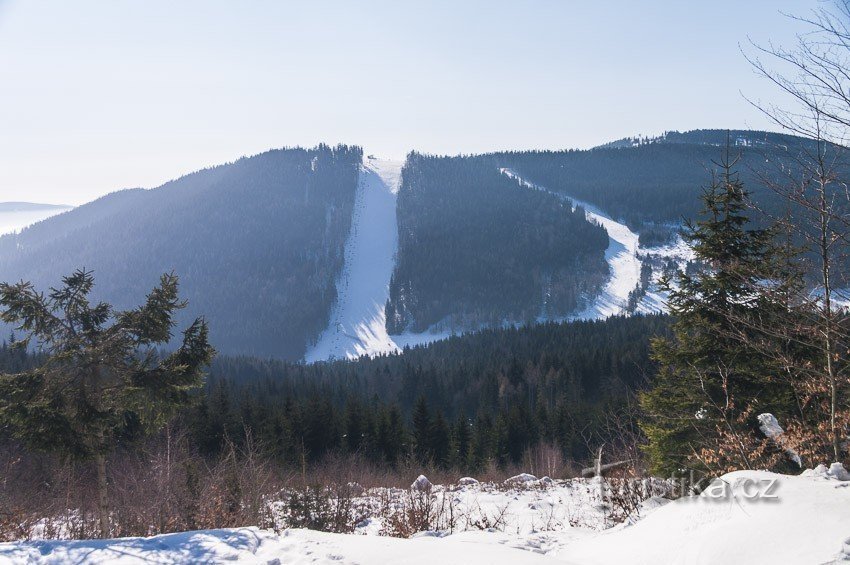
828, 462, 850, 481
411, 474, 432, 492
505, 473, 538, 484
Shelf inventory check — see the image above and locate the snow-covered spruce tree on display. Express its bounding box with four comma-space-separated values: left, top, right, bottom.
640, 146, 793, 478
0, 270, 215, 538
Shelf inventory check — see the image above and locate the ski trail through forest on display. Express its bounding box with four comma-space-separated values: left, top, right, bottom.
305, 157, 402, 362
500, 168, 641, 320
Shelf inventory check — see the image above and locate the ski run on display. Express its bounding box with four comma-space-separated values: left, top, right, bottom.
305, 157, 452, 363
306, 161, 690, 363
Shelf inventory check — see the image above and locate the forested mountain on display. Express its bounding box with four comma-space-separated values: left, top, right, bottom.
386, 153, 610, 334
0, 145, 362, 359
195, 314, 668, 467
497, 129, 840, 229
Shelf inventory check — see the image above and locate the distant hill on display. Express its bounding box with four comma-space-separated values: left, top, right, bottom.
0, 202, 71, 212
0, 145, 362, 359
0, 130, 832, 361
497, 129, 841, 228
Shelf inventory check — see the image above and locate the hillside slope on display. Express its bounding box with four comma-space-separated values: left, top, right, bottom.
387, 154, 610, 334
0, 145, 362, 359
497, 129, 839, 229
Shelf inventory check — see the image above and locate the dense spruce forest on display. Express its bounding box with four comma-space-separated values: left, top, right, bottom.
496, 129, 834, 230
0, 144, 362, 360
387, 153, 610, 334
192, 315, 668, 468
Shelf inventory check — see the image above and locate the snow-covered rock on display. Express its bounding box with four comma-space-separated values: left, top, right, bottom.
828, 462, 850, 481
347, 481, 365, 496
803, 462, 850, 481
411, 475, 432, 492
505, 473, 538, 484
757, 412, 802, 467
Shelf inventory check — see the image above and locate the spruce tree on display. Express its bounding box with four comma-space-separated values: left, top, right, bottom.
0, 270, 214, 538
640, 146, 786, 478
412, 396, 432, 462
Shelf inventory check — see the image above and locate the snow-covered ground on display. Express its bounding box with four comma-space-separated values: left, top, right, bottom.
305, 157, 454, 362
633, 235, 694, 315
0, 207, 71, 237
4, 468, 849, 564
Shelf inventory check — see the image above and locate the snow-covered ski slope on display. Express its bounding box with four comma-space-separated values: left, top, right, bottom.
305, 157, 452, 363
305, 158, 402, 362
500, 168, 641, 320
308, 162, 684, 362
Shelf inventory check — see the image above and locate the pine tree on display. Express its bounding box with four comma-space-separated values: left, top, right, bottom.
640, 144, 788, 477
0, 270, 215, 537
412, 396, 432, 462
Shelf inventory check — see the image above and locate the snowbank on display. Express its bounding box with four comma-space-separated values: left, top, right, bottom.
561, 469, 850, 564
2, 469, 848, 564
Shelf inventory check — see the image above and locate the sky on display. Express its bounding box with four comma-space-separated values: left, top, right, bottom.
0, 0, 821, 205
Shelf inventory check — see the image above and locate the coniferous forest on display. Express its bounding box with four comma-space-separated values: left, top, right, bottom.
0, 145, 362, 360
194, 314, 667, 468
387, 153, 610, 333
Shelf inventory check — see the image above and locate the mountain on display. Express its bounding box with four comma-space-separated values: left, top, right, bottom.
0, 145, 362, 359
0, 129, 827, 361
496, 129, 839, 230
0, 202, 70, 212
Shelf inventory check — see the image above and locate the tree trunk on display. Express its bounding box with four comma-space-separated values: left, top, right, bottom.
95, 451, 110, 538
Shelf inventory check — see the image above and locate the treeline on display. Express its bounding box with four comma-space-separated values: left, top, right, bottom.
190, 315, 668, 469
387, 153, 609, 333
0, 144, 362, 360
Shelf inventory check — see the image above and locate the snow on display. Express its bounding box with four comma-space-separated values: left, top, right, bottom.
561, 469, 850, 565
3, 469, 849, 564
758, 413, 802, 467
305, 157, 453, 363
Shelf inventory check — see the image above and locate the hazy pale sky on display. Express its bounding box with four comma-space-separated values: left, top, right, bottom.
0, 0, 819, 205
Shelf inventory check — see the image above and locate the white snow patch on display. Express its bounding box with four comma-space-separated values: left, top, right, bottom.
560, 470, 850, 564
758, 413, 802, 467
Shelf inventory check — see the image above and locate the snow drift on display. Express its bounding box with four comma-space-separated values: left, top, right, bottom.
3, 468, 848, 564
